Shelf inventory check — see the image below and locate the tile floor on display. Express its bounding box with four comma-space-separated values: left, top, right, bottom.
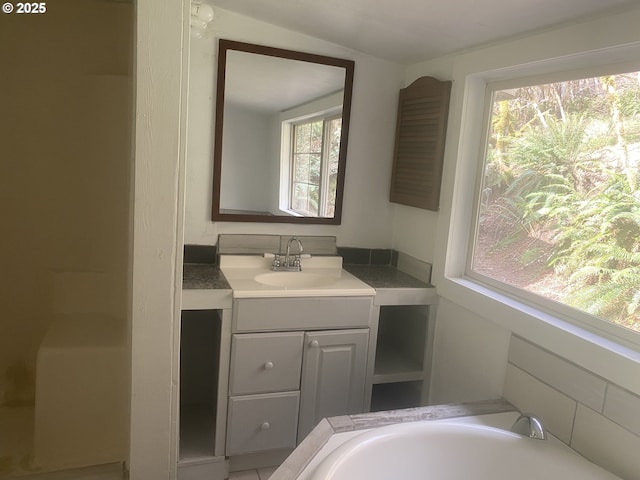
228, 465, 278, 480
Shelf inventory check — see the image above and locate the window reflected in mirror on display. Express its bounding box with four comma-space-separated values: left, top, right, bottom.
286, 112, 341, 217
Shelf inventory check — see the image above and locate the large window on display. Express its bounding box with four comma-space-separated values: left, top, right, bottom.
289, 115, 341, 217
469, 71, 640, 336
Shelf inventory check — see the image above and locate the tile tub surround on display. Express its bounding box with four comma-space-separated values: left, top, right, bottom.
503, 336, 640, 480
270, 399, 515, 480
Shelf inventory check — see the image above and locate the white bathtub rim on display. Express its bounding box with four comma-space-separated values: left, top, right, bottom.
297, 412, 516, 479
298, 412, 617, 480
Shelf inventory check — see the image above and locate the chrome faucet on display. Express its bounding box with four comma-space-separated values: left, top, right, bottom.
510, 413, 546, 440
285, 237, 304, 270
271, 237, 305, 271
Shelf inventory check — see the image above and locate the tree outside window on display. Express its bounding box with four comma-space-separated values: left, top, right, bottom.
471, 71, 640, 334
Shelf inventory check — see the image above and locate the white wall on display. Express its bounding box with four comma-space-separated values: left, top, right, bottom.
402, 0, 640, 450
391, 55, 455, 264
130, 1, 188, 478
429, 298, 511, 404
185, 7, 404, 247
407, 10, 640, 476
219, 103, 274, 213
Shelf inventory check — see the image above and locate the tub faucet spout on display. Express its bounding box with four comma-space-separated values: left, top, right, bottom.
510, 413, 546, 440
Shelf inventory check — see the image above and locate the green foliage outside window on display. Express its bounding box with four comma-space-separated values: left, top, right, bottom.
473, 72, 640, 333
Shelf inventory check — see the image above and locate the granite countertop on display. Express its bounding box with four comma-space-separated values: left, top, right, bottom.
183, 263, 432, 292
182, 263, 230, 290
180, 262, 437, 310
271, 399, 516, 480
343, 265, 433, 289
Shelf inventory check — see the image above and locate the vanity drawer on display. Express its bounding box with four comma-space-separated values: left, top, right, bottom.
226, 392, 299, 455
229, 332, 304, 395
233, 296, 372, 332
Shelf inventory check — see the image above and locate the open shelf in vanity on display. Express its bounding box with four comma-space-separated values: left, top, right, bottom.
374, 305, 428, 382
178, 308, 231, 478
368, 292, 436, 412
179, 309, 222, 459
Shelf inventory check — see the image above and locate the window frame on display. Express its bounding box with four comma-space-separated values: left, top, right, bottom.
279, 105, 342, 218
463, 63, 640, 350
288, 113, 341, 217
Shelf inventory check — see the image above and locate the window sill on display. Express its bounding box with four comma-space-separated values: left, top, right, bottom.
278, 208, 304, 217
437, 275, 640, 396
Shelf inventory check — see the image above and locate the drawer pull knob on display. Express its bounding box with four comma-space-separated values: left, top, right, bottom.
309, 340, 320, 348
261, 422, 270, 431
264, 361, 274, 370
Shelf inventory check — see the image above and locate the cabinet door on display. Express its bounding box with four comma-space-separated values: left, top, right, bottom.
298, 329, 368, 441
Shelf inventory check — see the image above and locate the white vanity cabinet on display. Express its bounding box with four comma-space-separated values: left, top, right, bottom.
226, 332, 303, 456
229, 332, 304, 396
225, 296, 372, 463
298, 329, 368, 440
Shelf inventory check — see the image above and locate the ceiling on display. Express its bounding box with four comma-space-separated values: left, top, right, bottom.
225, 49, 346, 113
209, 0, 638, 64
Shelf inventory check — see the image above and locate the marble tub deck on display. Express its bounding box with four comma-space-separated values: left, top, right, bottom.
270, 399, 516, 480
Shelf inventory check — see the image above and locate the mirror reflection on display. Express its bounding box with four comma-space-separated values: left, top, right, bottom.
212, 40, 355, 224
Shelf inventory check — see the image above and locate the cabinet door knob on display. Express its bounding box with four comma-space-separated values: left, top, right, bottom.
309, 340, 320, 348
264, 361, 274, 370
260, 422, 270, 431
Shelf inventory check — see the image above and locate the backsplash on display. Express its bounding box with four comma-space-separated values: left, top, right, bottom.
337, 247, 397, 266
184, 244, 217, 264
217, 234, 337, 256
503, 335, 640, 479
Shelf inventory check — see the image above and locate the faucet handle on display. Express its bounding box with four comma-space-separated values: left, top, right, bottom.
293, 253, 312, 268
264, 252, 282, 268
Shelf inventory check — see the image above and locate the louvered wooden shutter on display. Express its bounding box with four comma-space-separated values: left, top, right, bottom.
389, 76, 451, 211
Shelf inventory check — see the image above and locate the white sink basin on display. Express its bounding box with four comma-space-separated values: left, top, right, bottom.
254, 271, 338, 288
219, 255, 375, 298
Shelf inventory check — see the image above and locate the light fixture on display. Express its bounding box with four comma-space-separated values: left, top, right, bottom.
191, 2, 214, 37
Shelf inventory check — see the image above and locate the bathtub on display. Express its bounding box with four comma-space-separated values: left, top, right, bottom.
306, 413, 622, 480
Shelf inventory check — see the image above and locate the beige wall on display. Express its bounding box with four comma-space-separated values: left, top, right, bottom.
0, 0, 132, 435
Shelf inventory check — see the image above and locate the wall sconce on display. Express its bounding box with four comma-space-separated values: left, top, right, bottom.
191, 2, 214, 38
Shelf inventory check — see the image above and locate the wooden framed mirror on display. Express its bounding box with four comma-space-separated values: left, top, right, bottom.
212, 39, 355, 224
